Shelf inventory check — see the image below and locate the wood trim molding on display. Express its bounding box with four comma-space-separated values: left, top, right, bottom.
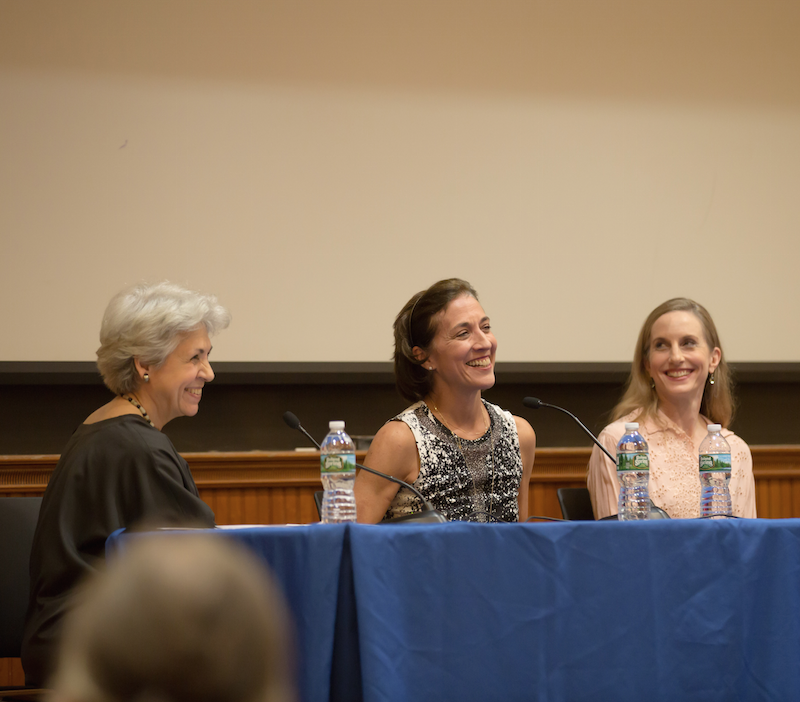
2, 446, 798, 492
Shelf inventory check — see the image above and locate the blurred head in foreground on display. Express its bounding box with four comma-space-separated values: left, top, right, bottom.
49, 536, 295, 702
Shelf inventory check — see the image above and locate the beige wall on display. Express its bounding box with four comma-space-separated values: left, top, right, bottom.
2, 1, 799, 363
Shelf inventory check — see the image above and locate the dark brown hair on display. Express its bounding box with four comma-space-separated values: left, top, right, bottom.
393, 278, 479, 403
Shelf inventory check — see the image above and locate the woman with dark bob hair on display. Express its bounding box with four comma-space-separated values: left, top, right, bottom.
587, 297, 756, 519
354, 278, 535, 523
22, 281, 231, 686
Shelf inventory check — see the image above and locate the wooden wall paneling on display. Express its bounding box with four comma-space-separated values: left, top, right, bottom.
792, 480, 800, 521
242, 488, 258, 524
196, 489, 322, 524
750, 446, 800, 518
525, 448, 586, 520
754, 480, 768, 518
3, 447, 800, 520
186, 451, 340, 525
778, 480, 792, 518
0, 657, 25, 687
0, 455, 54, 494
764, 475, 779, 517
768, 480, 788, 520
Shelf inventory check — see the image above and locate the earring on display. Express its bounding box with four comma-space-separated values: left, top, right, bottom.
143, 373, 150, 383
650, 377, 655, 389
709, 371, 715, 385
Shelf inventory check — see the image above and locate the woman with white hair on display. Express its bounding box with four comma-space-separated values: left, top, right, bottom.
22, 281, 231, 687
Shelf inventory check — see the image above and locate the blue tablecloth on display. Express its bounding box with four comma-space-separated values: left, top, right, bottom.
109, 519, 800, 702
109, 525, 352, 702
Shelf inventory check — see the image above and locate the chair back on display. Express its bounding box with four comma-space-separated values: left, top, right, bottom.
0, 496, 43, 658
556, 487, 595, 521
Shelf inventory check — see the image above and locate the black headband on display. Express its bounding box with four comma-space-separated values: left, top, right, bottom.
408, 293, 424, 349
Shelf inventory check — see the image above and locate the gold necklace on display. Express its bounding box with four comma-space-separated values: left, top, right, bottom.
433, 404, 488, 438
432, 403, 496, 521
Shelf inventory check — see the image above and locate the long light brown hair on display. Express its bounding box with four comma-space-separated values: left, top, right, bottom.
612, 298, 735, 427
51, 536, 295, 702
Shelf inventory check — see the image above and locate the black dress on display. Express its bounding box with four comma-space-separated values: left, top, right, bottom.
21, 415, 215, 686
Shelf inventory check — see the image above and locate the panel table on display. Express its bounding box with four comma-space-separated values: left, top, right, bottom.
110, 519, 800, 702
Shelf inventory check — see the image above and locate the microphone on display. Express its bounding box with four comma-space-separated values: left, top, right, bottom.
282, 410, 323, 450
282, 411, 447, 524
522, 397, 616, 463
521, 398, 670, 520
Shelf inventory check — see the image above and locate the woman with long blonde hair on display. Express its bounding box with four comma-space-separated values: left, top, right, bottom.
587, 298, 756, 519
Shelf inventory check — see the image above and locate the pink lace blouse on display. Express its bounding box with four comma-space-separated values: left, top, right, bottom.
587, 410, 757, 520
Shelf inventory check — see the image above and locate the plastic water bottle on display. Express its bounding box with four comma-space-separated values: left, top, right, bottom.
699, 424, 733, 518
616, 422, 650, 520
320, 420, 357, 523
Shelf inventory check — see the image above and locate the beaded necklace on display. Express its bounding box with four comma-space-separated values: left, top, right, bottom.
121, 394, 156, 428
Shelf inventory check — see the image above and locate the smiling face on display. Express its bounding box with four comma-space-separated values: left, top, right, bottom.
645, 311, 721, 409
423, 295, 497, 395
137, 326, 215, 428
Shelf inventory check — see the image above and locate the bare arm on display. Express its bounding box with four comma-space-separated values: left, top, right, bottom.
514, 416, 536, 521
354, 421, 420, 524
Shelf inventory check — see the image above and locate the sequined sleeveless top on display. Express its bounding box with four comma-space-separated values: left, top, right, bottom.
383, 400, 523, 523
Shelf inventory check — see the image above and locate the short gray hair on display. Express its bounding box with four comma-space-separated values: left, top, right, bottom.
97, 281, 232, 395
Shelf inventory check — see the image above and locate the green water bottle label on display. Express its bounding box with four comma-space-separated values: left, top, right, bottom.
699, 453, 731, 471
321, 453, 356, 475
617, 452, 649, 471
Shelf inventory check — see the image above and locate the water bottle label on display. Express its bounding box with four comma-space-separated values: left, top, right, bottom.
617, 452, 649, 471
321, 453, 356, 474
699, 453, 732, 471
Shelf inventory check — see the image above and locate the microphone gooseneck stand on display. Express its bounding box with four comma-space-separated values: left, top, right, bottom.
282, 411, 447, 524
522, 397, 670, 520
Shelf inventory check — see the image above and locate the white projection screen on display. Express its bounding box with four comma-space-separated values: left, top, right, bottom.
2, 1, 799, 365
